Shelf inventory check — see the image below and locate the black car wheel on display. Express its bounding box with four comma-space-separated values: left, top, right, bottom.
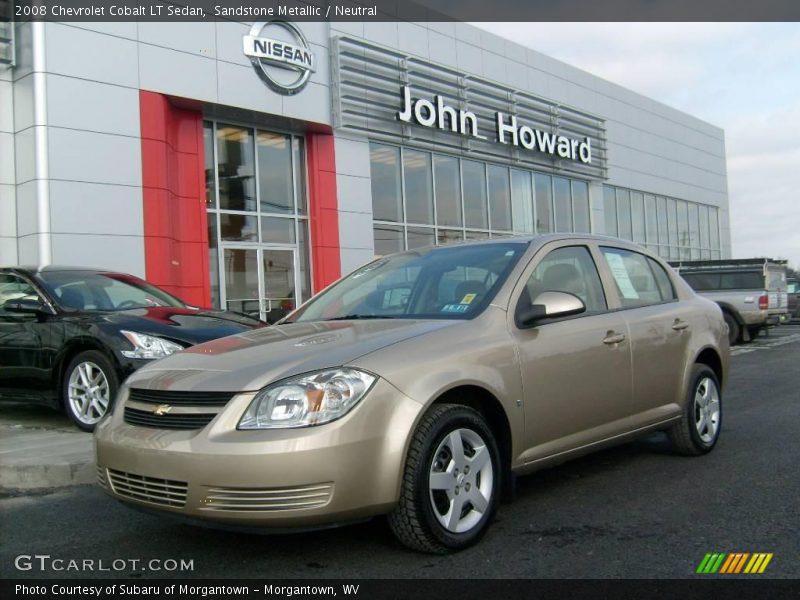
63, 350, 118, 431
668, 364, 722, 456
389, 404, 500, 553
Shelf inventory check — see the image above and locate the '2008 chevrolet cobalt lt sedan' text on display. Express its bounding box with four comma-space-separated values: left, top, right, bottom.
95, 235, 728, 553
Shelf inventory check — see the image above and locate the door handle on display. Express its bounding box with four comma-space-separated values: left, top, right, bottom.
672, 319, 690, 331
602, 332, 626, 345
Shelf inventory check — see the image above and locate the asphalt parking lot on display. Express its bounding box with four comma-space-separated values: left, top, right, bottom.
1, 324, 799, 579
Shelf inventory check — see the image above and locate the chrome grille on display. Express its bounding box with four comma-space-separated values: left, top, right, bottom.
124, 407, 216, 430
128, 388, 235, 407
200, 483, 333, 512
108, 469, 188, 508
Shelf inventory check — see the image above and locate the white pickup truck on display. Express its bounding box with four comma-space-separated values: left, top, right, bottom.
670, 258, 789, 345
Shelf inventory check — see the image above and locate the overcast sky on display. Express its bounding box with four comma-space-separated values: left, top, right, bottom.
477, 23, 800, 268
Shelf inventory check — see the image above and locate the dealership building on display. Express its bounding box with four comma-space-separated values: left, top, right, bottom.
0, 20, 731, 321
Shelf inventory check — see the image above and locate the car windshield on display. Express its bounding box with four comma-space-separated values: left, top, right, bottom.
37, 271, 186, 311
287, 242, 527, 322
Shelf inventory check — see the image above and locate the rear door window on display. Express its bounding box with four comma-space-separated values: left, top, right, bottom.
601, 247, 672, 308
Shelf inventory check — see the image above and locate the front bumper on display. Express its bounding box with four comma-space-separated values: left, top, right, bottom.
94, 378, 422, 528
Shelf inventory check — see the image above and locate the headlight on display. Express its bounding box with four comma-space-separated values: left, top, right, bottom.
120, 330, 184, 359
238, 368, 377, 430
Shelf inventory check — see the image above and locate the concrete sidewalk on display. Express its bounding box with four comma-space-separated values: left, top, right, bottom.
0, 403, 95, 491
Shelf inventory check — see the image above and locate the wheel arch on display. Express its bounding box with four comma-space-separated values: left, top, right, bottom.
428, 384, 514, 500
715, 301, 744, 325
54, 338, 121, 405
693, 346, 724, 388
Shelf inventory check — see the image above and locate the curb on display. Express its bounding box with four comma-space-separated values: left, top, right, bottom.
0, 422, 96, 492
0, 460, 96, 491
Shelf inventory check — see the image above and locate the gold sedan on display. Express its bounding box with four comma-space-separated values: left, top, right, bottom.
95, 235, 728, 553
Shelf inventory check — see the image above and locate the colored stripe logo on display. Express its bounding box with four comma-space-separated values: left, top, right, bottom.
697, 552, 773, 574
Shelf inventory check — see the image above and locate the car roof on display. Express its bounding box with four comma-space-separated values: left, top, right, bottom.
5, 265, 116, 274
398, 233, 650, 251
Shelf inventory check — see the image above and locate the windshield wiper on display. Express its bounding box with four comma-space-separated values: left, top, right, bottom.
323, 314, 399, 321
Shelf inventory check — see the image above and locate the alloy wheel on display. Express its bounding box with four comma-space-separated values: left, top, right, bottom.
67, 361, 111, 425
428, 428, 494, 534
694, 376, 720, 443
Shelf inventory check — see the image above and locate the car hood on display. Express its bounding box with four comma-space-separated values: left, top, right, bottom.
125, 319, 458, 392
100, 307, 263, 346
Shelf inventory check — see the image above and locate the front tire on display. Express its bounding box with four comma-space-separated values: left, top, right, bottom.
668, 365, 722, 456
62, 350, 118, 432
389, 404, 500, 553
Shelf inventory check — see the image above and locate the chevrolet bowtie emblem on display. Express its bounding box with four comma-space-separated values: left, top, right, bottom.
152, 404, 172, 416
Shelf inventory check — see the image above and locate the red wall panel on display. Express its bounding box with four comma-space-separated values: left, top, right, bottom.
306, 132, 341, 292
139, 91, 211, 307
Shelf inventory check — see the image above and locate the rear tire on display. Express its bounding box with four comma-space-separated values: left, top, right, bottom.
62, 350, 118, 432
389, 404, 500, 553
668, 365, 722, 456
747, 325, 762, 340
723, 312, 740, 346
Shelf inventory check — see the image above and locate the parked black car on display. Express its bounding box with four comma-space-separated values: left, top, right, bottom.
0, 266, 264, 430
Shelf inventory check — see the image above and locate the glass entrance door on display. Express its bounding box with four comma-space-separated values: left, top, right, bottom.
221, 246, 298, 323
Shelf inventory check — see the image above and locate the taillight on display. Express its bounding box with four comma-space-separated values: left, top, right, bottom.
758, 294, 769, 310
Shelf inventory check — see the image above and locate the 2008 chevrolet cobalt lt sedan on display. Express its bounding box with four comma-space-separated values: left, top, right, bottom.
96, 235, 728, 553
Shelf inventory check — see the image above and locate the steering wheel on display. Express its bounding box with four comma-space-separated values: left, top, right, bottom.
115, 300, 142, 310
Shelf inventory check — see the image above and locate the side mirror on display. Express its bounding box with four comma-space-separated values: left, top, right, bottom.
3, 297, 52, 316
517, 291, 586, 328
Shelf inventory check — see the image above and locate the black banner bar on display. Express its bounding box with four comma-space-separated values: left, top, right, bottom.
4, 579, 800, 600
5, 0, 800, 22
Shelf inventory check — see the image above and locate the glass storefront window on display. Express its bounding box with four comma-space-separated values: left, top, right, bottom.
261, 216, 296, 244
510, 169, 533, 234
370, 144, 403, 222
258, 131, 293, 214
374, 224, 404, 255
644, 194, 657, 244
709, 207, 720, 251
553, 177, 572, 232
488, 165, 512, 232
206, 122, 310, 320
204, 125, 216, 208
462, 160, 488, 229
572, 180, 590, 233
439, 228, 465, 244
407, 226, 436, 249
297, 221, 311, 302
219, 213, 257, 241
699, 204, 710, 249
677, 200, 689, 249
208, 215, 219, 307
656, 196, 668, 246
616, 189, 632, 240
293, 138, 307, 214
688, 202, 700, 250
368, 147, 726, 259
534, 173, 553, 234
667, 197, 678, 247
403, 150, 434, 225
631, 192, 645, 243
217, 125, 256, 212
603, 186, 617, 237
433, 155, 462, 228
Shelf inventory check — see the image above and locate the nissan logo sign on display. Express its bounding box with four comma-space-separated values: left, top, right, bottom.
243, 21, 315, 95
